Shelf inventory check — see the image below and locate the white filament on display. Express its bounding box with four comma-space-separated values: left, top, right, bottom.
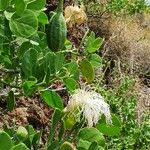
66, 88, 112, 127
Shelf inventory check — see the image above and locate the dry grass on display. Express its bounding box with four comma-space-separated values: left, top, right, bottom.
107, 13, 150, 75
88, 12, 150, 76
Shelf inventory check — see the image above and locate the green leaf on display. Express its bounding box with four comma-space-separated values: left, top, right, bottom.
64, 61, 79, 81
0, 13, 12, 51
78, 140, 104, 150
44, 52, 55, 76
3, 126, 14, 137
48, 109, 63, 144
0, 0, 11, 11
96, 124, 120, 137
26, 125, 36, 144
32, 131, 42, 147
64, 39, 73, 49
88, 142, 98, 150
11, 143, 29, 150
47, 141, 59, 150
86, 32, 103, 53
79, 59, 95, 83
21, 48, 38, 78
78, 128, 105, 147
6, 90, 15, 111
51, 109, 63, 130
63, 77, 79, 92
44, 52, 64, 75
55, 52, 65, 73
35, 62, 45, 83
15, 0, 26, 15
60, 141, 76, 150
0, 130, 12, 150
27, 0, 46, 11
38, 11, 48, 25
9, 9, 38, 38
111, 114, 121, 127
36, 31, 47, 49
96, 114, 121, 136
43, 52, 55, 84
89, 54, 102, 68
22, 78, 37, 96
0, 55, 12, 67
41, 90, 64, 110
18, 41, 32, 58
78, 139, 91, 150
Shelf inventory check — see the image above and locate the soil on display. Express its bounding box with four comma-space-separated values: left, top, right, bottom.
0, 96, 52, 145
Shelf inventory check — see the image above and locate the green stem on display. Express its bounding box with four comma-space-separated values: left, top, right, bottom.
57, 0, 64, 12
77, 28, 89, 52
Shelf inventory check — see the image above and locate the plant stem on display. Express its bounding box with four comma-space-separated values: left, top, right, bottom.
57, 0, 64, 12
0, 68, 20, 74
77, 28, 89, 52
0, 92, 20, 97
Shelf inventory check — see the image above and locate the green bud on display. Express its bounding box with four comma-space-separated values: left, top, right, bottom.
60, 141, 76, 150
16, 126, 28, 141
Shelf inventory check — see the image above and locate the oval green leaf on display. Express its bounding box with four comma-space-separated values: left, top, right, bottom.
9, 9, 38, 38
96, 124, 120, 137
0, 0, 11, 11
18, 41, 32, 58
15, 0, 26, 15
86, 31, 103, 53
64, 61, 79, 81
22, 78, 37, 96
0, 130, 12, 150
79, 59, 95, 83
27, 0, 46, 11
21, 48, 38, 78
11, 143, 29, 150
37, 11, 48, 25
96, 114, 121, 136
89, 54, 102, 68
41, 90, 64, 110
78, 127, 105, 147
63, 77, 79, 92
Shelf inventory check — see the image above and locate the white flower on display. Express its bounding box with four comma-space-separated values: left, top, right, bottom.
66, 87, 112, 127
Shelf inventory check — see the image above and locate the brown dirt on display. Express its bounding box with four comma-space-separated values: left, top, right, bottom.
0, 96, 52, 144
